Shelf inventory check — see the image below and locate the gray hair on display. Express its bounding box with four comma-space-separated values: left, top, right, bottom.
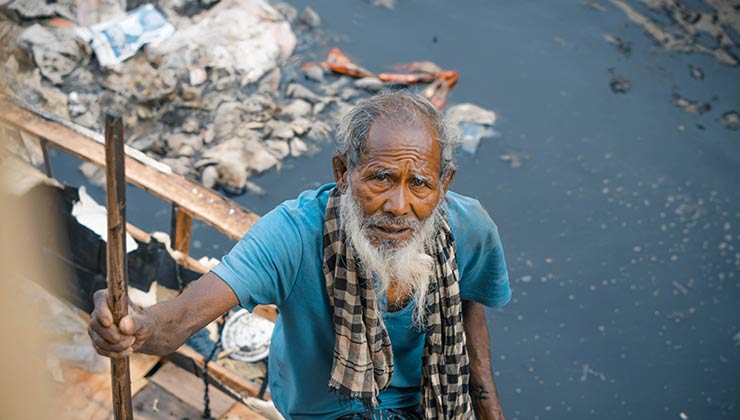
335, 90, 461, 178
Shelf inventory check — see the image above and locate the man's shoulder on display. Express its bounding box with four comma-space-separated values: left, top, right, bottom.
444, 190, 499, 243
280, 183, 333, 213
269, 183, 334, 233
444, 190, 492, 223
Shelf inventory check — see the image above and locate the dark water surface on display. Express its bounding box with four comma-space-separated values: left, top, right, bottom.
51, 1, 739, 419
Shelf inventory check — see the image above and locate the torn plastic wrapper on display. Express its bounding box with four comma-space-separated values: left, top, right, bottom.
75, 4, 174, 67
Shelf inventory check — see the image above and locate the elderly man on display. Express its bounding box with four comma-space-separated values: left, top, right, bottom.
89, 90, 511, 419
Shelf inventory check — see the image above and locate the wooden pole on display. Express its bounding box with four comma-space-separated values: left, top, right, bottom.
104, 112, 134, 420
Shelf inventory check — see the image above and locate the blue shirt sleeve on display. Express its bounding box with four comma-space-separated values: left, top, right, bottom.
450, 196, 512, 308
211, 205, 303, 310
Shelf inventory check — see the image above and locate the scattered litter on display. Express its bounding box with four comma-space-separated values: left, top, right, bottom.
603, 33, 632, 57
459, 124, 495, 154
608, 69, 631, 94
447, 103, 496, 126
367, 0, 397, 10
2, 0, 76, 21
671, 280, 688, 295
689, 65, 704, 80
75, 5, 174, 67
297, 6, 321, 30
679, 412, 688, 420
446, 103, 498, 154
323, 47, 459, 108
500, 151, 529, 169
148, 0, 296, 86
1, 0, 496, 197
673, 93, 711, 115
579, 363, 607, 382
719, 111, 740, 130
354, 77, 384, 92
71, 186, 138, 252
17, 23, 90, 85
583, 0, 607, 12
608, 0, 739, 66
200, 137, 279, 195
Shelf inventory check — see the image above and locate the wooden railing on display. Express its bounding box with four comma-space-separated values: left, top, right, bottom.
0, 97, 277, 402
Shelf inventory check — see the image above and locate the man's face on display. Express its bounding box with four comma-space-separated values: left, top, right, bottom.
334, 117, 451, 248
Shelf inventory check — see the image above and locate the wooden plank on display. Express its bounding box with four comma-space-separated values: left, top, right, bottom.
0, 98, 259, 240
40, 136, 52, 177
219, 402, 269, 420
150, 361, 234, 418
53, 353, 160, 420
169, 345, 270, 401
132, 382, 204, 420
172, 203, 193, 255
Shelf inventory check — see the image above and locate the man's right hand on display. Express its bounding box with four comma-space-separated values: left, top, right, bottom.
88, 289, 156, 358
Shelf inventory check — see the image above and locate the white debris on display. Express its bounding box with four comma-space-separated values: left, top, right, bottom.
446, 103, 497, 126
446, 103, 498, 155
17, 24, 90, 85
128, 283, 156, 308
147, 0, 296, 85
75, 5, 174, 67
71, 186, 138, 252
579, 364, 607, 382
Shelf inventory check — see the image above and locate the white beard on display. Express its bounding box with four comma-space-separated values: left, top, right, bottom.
338, 186, 442, 326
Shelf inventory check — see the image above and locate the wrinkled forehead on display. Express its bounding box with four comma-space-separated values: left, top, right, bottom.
358, 116, 442, 168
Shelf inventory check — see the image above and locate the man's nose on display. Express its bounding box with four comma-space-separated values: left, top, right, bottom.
382, 186, 411, 217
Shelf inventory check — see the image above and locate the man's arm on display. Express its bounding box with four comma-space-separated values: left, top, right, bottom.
463, 300, 505, 420
89, 272, 238, 358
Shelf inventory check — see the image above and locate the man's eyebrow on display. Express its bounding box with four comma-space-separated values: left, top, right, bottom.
365, 167, 394, 177
412, 173, 432, 183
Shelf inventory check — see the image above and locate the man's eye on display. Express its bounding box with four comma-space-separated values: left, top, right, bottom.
413, 178, 426, 187
375, 174, 388, 181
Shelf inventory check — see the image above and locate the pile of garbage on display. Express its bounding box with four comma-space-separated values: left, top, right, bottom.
0, 0, 503, 196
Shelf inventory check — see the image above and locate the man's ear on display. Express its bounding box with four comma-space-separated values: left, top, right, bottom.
332, 154, 349, 192
441, 168, 456, 194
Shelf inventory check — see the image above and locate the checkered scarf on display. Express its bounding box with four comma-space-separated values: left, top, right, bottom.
322, 188, 473, 418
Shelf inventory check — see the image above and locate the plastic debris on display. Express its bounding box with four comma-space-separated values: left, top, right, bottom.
71, 186, 138, 252
673, 93, 711, 115
17, 24, 90, 85
447, 103, 497, 126
323, 47, 458, 108
689, 65, 704, 80
608, 68, 631, 94
603, 33, 631, 57
368, 0, 397, 10
719, 111, 740, 130
609, 0, 739, 66
459, 123, 496, 155
75, 4, 174, 67
2, 0, 77, 21
446, 103, 498, 154
147, 0, 296, 86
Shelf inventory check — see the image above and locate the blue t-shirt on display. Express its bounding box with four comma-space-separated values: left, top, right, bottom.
211, 184, 511, 419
